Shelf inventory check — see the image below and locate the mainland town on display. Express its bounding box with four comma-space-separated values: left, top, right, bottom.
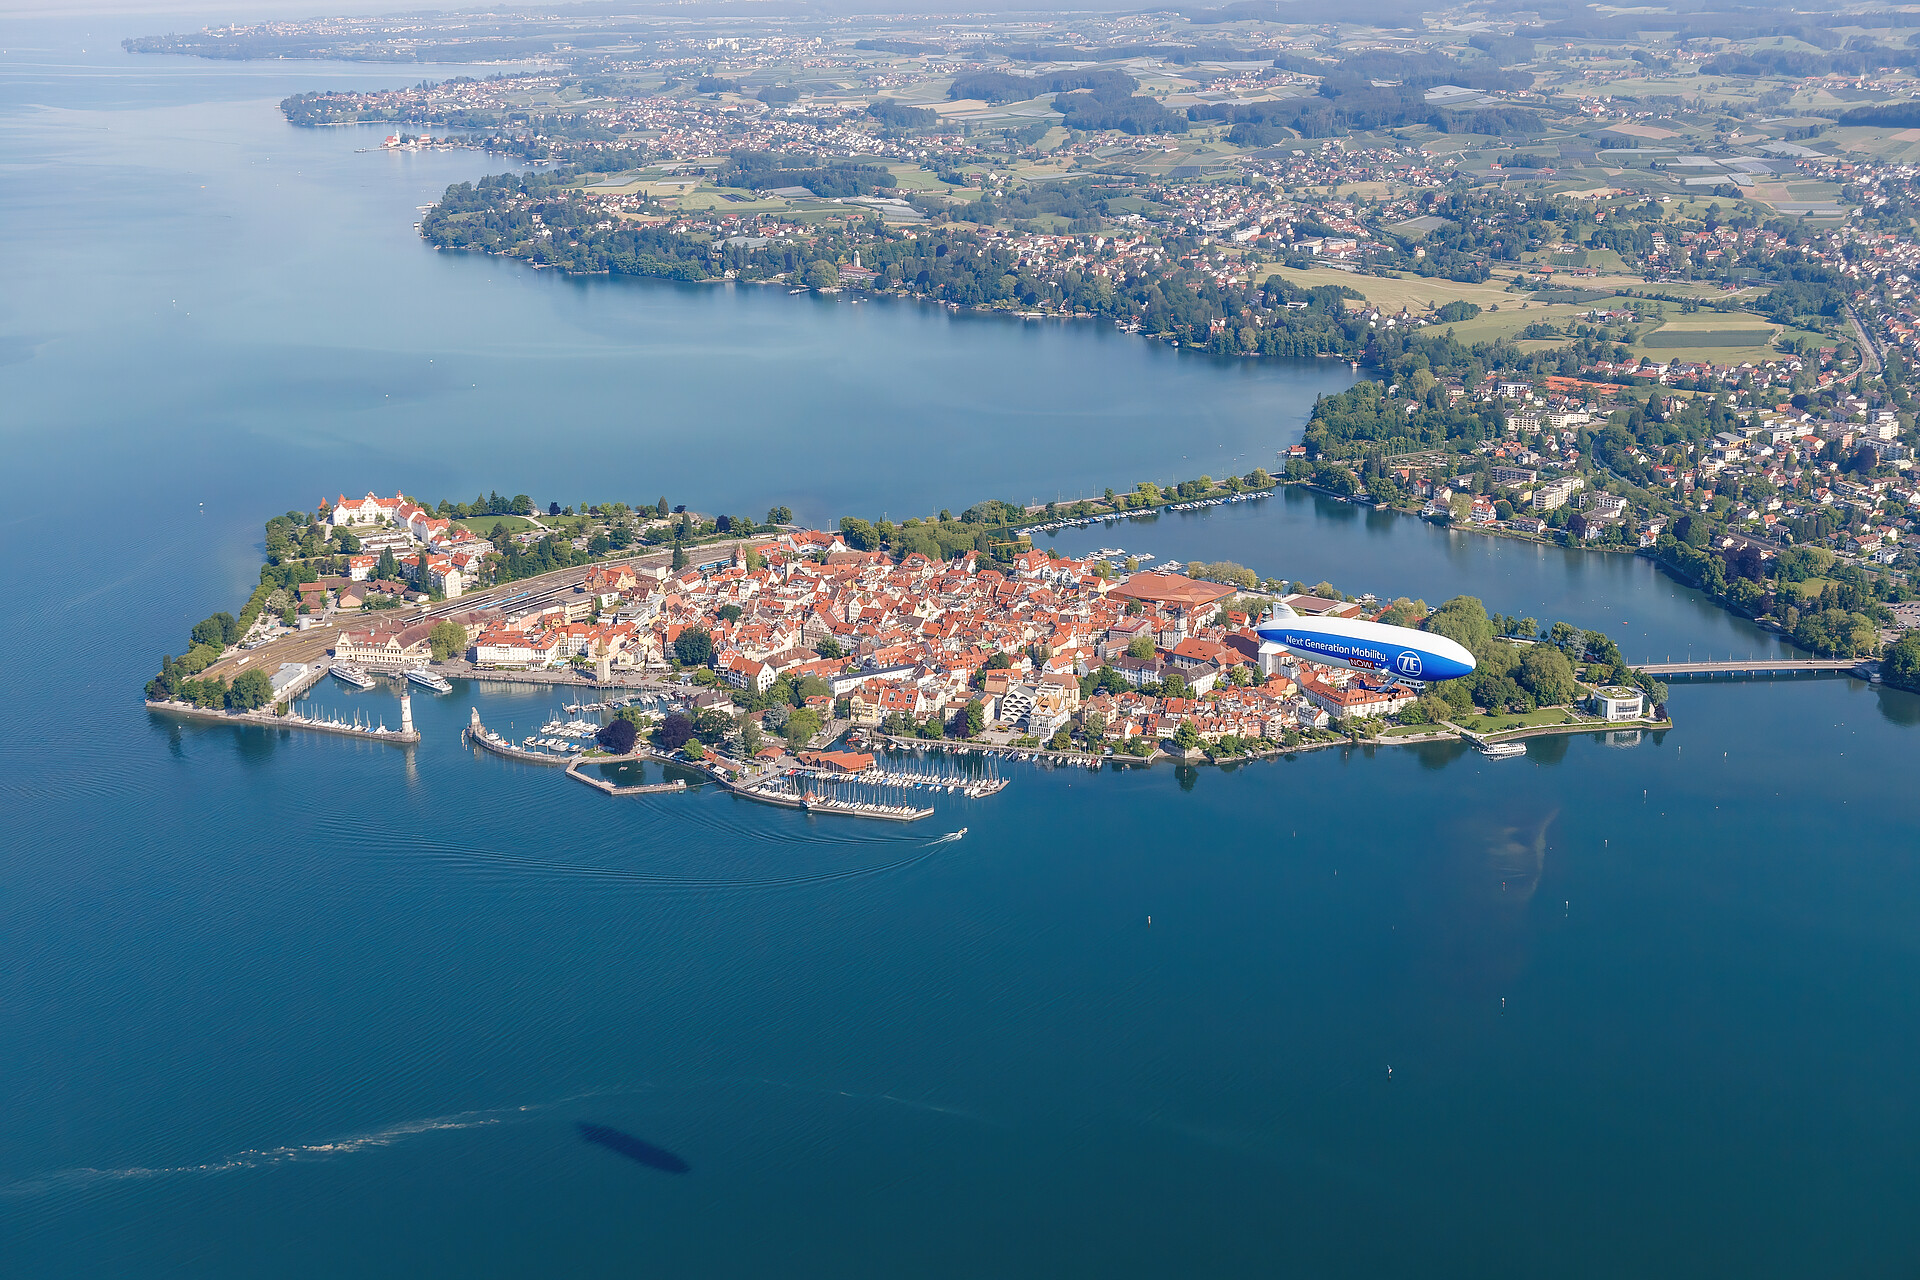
140, 1, 1920, 667
134, 3, 1920, 760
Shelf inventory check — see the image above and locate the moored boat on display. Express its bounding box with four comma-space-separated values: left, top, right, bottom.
405, 668, 453, 694
329, 663, 376, 689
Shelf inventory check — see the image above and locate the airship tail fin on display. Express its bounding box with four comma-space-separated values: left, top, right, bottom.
1268, 597, 1298, 621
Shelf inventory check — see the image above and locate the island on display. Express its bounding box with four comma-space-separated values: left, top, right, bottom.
146, 480, 1707, 799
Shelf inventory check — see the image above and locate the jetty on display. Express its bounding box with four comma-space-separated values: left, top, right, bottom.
735, 779, 933, 822
463, 708, 577, 764
147, 692, 420, 745
565, 755, 687, 797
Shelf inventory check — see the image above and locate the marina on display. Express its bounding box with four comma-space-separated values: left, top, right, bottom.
463, 708, 577, 764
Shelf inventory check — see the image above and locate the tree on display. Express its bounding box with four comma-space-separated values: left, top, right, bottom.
804, 260, 841, 290
739, 715, 764, 756
656, 496, 670, 517
839, 517, 879, 550
375, 547, 401, 581
429, 620, 467, 661
1174, 718, 1202, 751
191, 612, 239, 649
965, 698, 985, 736
767, 505, 793, 525
1516, 643, 1578, 706
785, 707, 822, 748
673, 627, 714, 667
596, 717, 638, 754
694, 708, 735, 744
671, 542, 688, 571
657, 711, 694, 749
684, 739, 706, 761
1425, 596, 1495, 655
226, 668, 274, 711
1884, 631, 1920, 693
1126, 635, 1156, 660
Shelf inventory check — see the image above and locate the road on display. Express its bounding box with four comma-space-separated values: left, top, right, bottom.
1846, 303, 1883, 377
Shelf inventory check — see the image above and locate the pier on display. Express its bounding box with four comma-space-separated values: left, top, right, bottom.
565, 756, 687, 797
735, 779, 933, 822
147, 695, 420, 745
464, 709, 577, 764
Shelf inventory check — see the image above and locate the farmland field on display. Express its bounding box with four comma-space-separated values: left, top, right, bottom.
1642, 329, 1776, 347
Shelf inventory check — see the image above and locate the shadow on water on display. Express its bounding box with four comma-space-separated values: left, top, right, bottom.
1412, 739, 1473, 770
1527, 733, 1572, 766
576, 1122, 691, 1174
1875, 685, 1920, 727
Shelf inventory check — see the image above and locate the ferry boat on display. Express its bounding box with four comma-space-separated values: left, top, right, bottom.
329, 663, 376, 690
404, 668, 453, 694
1479, 741, 1527, 759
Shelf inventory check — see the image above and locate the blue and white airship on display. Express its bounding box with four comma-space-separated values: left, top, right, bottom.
1254, 600, 1476, 684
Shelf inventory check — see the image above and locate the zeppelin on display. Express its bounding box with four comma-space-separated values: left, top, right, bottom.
1254, 601, 1476, 683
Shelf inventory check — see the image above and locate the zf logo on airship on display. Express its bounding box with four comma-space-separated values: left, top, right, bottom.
1394, 651, 1423, 678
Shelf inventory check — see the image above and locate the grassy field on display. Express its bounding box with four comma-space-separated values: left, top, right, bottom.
1258, 265, 1523, 312
1466, 707, 1583, 733
1642, 328, 1778, 347
1443, 303, 1596, 344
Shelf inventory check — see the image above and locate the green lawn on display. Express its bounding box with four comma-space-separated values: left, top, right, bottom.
1379, 723, 1448, 737
1468, 707, 1581, 733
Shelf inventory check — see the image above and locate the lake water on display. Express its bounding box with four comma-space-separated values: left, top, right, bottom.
4, 22, 1920, 1279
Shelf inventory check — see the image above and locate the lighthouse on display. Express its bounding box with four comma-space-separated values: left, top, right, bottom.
399, 693, 415, 738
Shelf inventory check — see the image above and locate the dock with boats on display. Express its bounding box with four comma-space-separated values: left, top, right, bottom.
148, 692, 420, 745
463, 708, 577, 764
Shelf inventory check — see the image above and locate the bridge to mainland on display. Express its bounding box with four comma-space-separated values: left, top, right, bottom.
1632, 656, 1875, 680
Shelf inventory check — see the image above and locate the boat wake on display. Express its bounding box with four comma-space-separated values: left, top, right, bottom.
0, 1105, 526, 1198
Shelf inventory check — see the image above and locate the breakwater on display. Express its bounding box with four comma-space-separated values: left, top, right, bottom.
147, 697, 420, 745
463, 709, 575, 764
